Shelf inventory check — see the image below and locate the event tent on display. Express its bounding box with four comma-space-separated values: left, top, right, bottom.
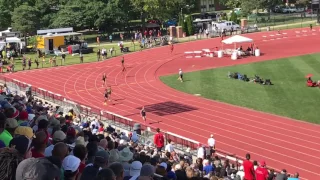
222, 35, 253, 44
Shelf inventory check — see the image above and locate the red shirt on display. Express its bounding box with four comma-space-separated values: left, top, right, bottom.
98, 127, 104, 132
154, 133, 164, 148
31, 149, 44, 158
255, 167, 269, 180
243, 160, 255, 180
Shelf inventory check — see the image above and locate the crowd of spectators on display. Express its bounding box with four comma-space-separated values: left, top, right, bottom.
0, 87, 300, 180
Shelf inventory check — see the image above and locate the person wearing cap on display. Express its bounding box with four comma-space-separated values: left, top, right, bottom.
153, 128, 164, 152
80, 150, 109, 180
62, 155, 81, 180
18, 110, 29, 126
14, 126, 35, 139
123, 161, 142, 180
45, 130, 66, 157
9, 136, 33, 159
15, 156, 61, 180
5, 118, 19, 136
0, 112, 13, 146
66, 127, 76, 145
139, 164, 155, 179
255, 160, 269, 180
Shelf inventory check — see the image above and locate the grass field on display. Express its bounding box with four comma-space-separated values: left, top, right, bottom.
160, 54, 320, 124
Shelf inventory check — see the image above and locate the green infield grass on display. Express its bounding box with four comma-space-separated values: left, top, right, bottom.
160, 54, 320, 124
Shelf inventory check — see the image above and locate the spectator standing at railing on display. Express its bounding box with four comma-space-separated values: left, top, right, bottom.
197, 144, 205, 159
255, 161, 269, 180
164, 139, 174, 153
207, 134, 215, 157
243, 153, 255, 180
153, 128, 164, 152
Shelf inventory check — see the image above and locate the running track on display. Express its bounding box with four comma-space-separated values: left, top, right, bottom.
3, 28, 320, 179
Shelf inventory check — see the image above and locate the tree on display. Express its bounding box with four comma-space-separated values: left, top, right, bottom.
229, 11, 238, 22
11, 3, 40, 35
182, 19, 188, 35
186, 15, 194, 36
0, 5, 11, 29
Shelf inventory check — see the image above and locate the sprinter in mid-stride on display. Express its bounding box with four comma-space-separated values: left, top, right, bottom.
140, 106, 147, 124
102, 73, 107, 86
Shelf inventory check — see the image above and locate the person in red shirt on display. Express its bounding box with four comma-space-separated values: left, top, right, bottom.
255, 160, 269, 180
31, 131, 48, 158
98, 124, 104, 132
243, 153, 255, 180
153, 128, 164, 152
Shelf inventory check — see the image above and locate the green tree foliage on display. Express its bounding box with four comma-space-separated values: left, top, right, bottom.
185, 15, 194, 36
182, 19, 188, 35
229, 11, 238, 22
11, 3, 40, 35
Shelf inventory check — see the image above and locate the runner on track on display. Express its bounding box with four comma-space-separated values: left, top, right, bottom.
102, 73, 107, 86
107, 86, 112, 102
140, 106, 146, 124
170, 43, 174, 54
103, 89, 108, 105
121, 57, 126, 72
178, 69, 183, 82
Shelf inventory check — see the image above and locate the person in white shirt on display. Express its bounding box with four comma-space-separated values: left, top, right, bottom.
197, 144, 205, 159
165, 139, 174, 153
178, 69, 183, 82
207, 134, 215, 156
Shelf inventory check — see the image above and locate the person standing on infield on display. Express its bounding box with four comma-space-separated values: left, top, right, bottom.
178, 69, 183, 82
140, 106, 146, 124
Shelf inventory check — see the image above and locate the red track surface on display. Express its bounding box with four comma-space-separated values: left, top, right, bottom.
3, 28, 320, 179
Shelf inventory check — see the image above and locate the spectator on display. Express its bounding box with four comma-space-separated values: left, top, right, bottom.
31, 131, 48, 158
81, 150, 109, 180
98, 139, 108, 151
6, 118, 19, 136
16, 156, 61, 180
109, 162, 124, 180
255, 161, 269, 180
165, 139, 175, 153
288, 173, 299, 180
73, 144, 87, 180
95, 168, 116, 180
243, 153, 255, 180
203, 159, 214, 175
52, 142, 69, 179
166, 164, 176, 180
154, 128, 164, 152
9, 135, 32, 159
45, 130, 66, 156
139, 164, 155, 179
0, 112, 12, 146
14, 126, 35, 139
124, 161, 142, 180
0, 147, 24, 180
18, 110, 29, 126
276, 169, 288, 180
86, 142, 98, 164
197, 144, 205, 159
207, 134, 215, 156
109, 149, 120, 164
62, 155, 81, 180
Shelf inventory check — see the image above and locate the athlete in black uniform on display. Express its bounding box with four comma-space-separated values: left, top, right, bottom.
140, 106, 146, 123
102, 73, 107, 86
121, 57, 126, 72
104, 89, 108, 105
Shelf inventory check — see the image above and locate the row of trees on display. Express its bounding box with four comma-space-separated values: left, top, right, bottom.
0, 0, 198, 36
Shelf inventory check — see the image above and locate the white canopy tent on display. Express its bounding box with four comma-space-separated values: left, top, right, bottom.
221, 35, 253, 51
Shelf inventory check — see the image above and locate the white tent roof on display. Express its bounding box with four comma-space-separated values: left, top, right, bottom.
6, 37, 21, 43
222, 35, 253, 44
